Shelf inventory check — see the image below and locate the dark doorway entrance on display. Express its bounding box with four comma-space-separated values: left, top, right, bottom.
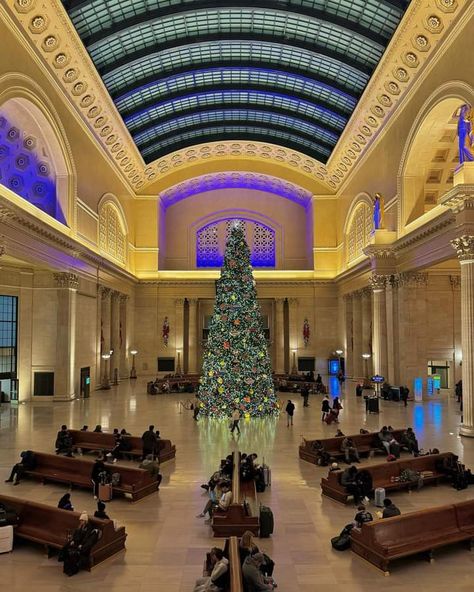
80, 367, 91, 398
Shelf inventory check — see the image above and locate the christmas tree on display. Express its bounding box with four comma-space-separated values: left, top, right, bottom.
198, 224, 278, 418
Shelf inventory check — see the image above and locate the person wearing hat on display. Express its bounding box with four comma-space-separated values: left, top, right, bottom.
242, 552, 277, 591
60, 511, 100, 576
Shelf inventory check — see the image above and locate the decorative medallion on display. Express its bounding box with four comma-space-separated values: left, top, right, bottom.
403, 51, 419, 68
413, 35, 430, 52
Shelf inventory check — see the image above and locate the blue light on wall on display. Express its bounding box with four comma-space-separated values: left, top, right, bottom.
328, 359, 339, 375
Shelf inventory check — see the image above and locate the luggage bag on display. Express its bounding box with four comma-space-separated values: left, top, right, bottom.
259, 505, 274, 538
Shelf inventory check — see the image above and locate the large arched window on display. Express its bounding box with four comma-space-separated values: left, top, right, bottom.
197, 218, 275, 268
346, 202, 372, 264
98, 200, 127, 265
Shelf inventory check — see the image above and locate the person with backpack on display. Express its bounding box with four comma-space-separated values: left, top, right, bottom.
285, 400, 295, 427
55, 425, 74, 456
353, 505, 373, 528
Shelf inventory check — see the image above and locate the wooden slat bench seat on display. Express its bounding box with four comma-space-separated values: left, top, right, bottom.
212, 451, 260, 538
22, 452, 160, 502
299, 429, 406, 465
321, 452, 454, 503
350, 499, 474, 574
0, 494, 126, 569
68, 430, 176, 463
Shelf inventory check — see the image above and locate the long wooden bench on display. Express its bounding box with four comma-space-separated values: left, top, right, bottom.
21, 451, 160, 502
350, 499, 474, 574
321, 452, 454, 503
212, 451, 260, 538
68, 430, 176, 462
299, 429, 406, 464
0, 494, 126, 569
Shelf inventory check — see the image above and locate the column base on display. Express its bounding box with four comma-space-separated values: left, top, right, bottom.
459, 424, 474, 438
53, 393, 76, 402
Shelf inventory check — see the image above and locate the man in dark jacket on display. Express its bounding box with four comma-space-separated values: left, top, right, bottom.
142, 424, 157, 459
55, 425, 73, 456
382, 498, 401, 518
5, 450, 36, 485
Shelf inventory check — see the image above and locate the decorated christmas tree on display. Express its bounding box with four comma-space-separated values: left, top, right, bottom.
198, 224, 278, 418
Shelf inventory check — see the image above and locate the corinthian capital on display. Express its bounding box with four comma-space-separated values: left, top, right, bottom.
451, 235, 474, 262
54, 272, 79, 290
369, 274, 387, 291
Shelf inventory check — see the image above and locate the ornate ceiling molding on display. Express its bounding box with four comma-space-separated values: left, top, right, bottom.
3, 0, 468, 194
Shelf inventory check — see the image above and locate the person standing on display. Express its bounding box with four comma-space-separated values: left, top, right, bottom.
285, 399, 295, 427
230, 407, 241, 434
301, 385, 309, 407
400, 386, 408, 407
355, 383, 363, 397
141, 425, 157, 459
332, 397, 343, 421
321, 395, 331, 421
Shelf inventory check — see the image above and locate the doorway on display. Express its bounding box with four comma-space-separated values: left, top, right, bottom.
80, 367, 91, 398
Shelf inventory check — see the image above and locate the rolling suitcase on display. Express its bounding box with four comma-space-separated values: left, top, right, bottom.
98, 483, 113, 501
259, 505, 274, 538
374, 487, 385, 507
367, 397, 379, 413
262, 459, 271, 487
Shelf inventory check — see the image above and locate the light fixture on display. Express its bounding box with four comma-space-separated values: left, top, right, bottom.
335, 349, 343, 356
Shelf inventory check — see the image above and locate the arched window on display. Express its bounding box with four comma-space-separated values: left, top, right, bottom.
99, 202, 127, 264
196, 218, 275, 268
346, 202, 372, 263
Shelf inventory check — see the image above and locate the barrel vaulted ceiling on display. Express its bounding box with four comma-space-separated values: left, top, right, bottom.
61, 0, 410, 165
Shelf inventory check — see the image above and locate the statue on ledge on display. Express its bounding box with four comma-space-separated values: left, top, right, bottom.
373, 193, 385, 230
457, 104, 474, 164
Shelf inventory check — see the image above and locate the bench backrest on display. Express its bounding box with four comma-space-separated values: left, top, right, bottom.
232, 451, 240, 505
454, 499, 474, 529
69, 430, 174, 456
304, 429, 405, 454
229, 536, 244, 592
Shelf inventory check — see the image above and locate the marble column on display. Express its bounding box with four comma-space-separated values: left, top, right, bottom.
451, 236, 474, 437
54, 273, 78, 400
275, 298, 285, 373
369, 275, 388, 378
110, 291, 121, 382
175, 298, 185, 373
188, 298, 198, 374
343, 294, 353, 377
385, 275, 398, 385
361, 288, 372, 375
119, 294, 129, 379
288, 298, 298, 373
100, 287, 111, 386
352, 292, 363, 377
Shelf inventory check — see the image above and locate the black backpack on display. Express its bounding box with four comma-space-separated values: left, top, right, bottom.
331, 524, 353, 551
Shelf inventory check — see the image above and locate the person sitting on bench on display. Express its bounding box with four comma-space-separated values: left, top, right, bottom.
59, 512, 100, 577
382, 498, 401, 518
242, 553, 277, 591
94, 501, 110, 520
340, 466, 371, 505
400, 427, 419, 455
378, 427, 392, 454
55, 425, 73, 456
196, 481, 232, 520
353, 504, 373, 529
194, 547, 229, 592
58, 493, 74, 511
139, 455, 162, 488
5, 450, 36, 485
341, 437, 360, 464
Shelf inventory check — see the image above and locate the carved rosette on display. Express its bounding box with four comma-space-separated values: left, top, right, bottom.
369, 274, 387, 291
451, 235, 474, 262
54, 272, 79, 289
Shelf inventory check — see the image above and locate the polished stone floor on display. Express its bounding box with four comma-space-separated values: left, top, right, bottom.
1, 380, 474, 591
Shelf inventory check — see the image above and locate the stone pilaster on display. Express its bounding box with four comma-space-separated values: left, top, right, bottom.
352, 291, 363, 377
361, 287, 372, 375
451, 236, 474, 436
53, 272, 78, 400
288, 298, 298, 373
385, 275, 399, 385
110, 291, 121, 382
119, 294, 129, 379
99, 286, 111, 387
275, 298, 285, 374
188, 298, 198, 374
369, 274, 388, 378
175, 298, 185, 373
343, 294, 353, 377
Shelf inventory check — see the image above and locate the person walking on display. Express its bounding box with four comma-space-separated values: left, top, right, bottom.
321, 395, 331, 421
141, 425, 157, 460
301, 385, 310, 407
230, 407, 241, 434
285, 399, 295, 427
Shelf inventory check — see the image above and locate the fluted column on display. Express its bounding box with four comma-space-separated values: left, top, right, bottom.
54, 273, 78, 400
188, 298, 198, 374
452, 236, 474, 437
361, 288, 372, 375
385, 275, 398, 385
175, 298, 185, 373
343, 294, 353, 377
352, 292, 363, 377
100, 287, 111, 387
369, 275, 388, 378
288, 298, 298, 373
110, 291, 121, 382
275, 298, 285, 373
119, 294, 129, 379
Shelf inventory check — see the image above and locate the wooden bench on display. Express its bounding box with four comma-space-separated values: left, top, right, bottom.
68, 430, 176, 463
321, 452, 454, 503
212, 451, 260, 538
22, 451, 160, 502
299, 429, 406, 464
350, 499, 474, 574
0, 494, 126, 569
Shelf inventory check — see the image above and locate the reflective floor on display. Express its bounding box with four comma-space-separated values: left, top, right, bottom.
1, 380, 474, 591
